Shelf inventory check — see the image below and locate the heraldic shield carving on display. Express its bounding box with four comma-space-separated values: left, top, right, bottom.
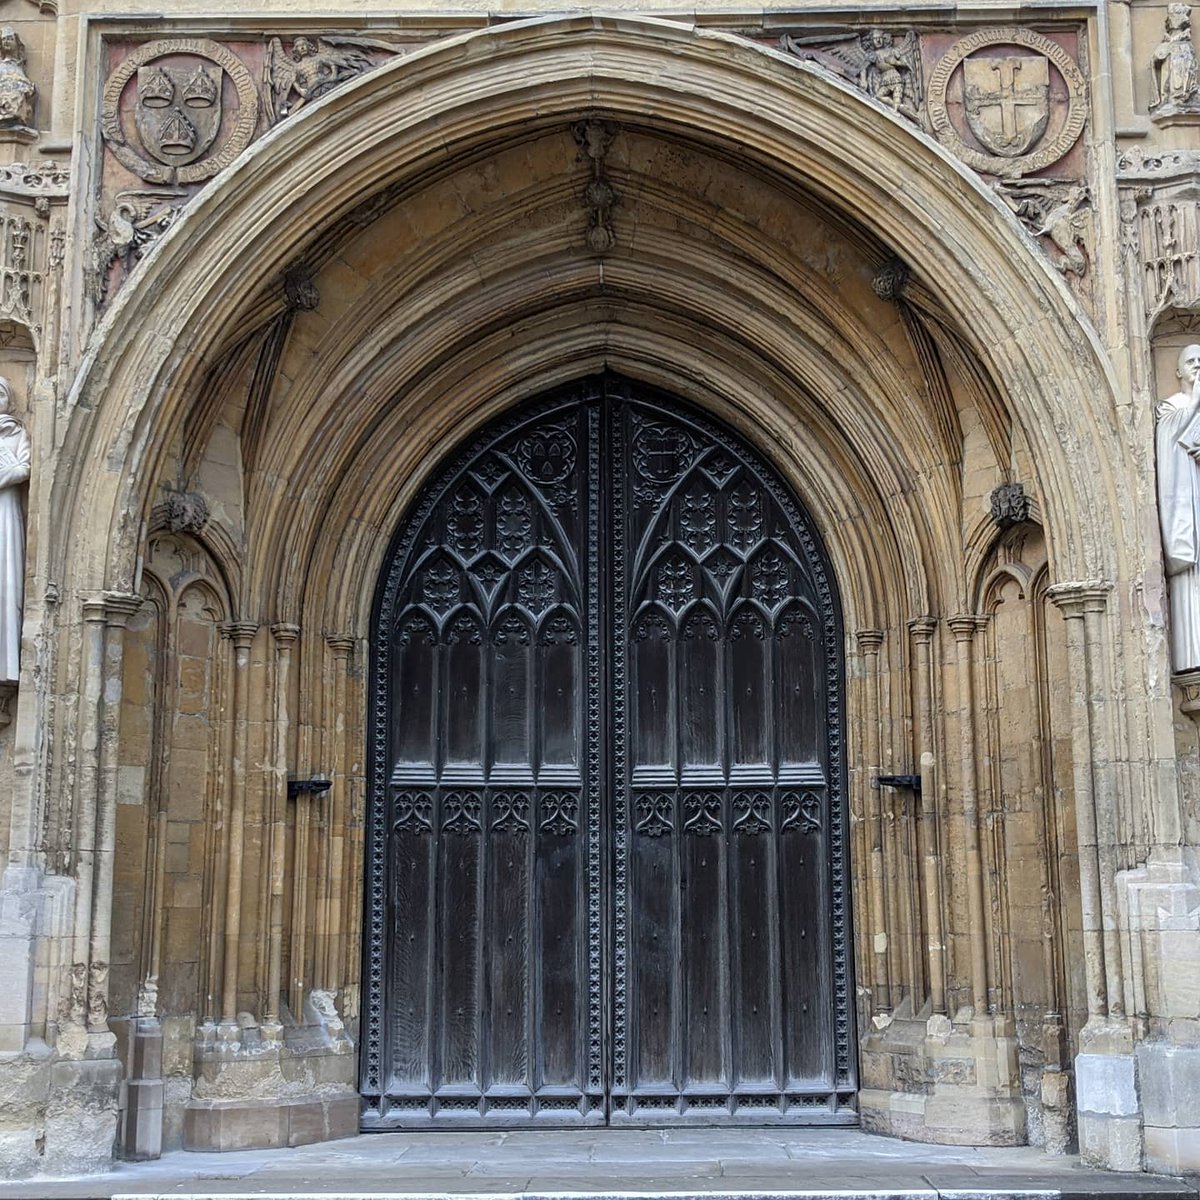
134, 62, 222, 165
101, 39, 259, 185
962, 54, 1049, 158
927, 27, 1087, 178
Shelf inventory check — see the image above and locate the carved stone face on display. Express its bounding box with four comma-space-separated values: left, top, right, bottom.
0, 378, 12, 416
1178, 344, 1200, 389
0, 30, 20, 65
292, 37, 317, 62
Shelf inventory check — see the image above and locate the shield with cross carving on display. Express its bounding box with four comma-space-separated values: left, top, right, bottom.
962, 53, 1050, 157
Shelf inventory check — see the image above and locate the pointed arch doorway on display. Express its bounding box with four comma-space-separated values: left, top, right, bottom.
361, 375, 854, 1129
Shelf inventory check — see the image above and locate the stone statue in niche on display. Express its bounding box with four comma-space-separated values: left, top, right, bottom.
0, 28, 36, 141
0, 377, 30, 682
1156, 344, 1200, 671
1150, 4, 1200, 116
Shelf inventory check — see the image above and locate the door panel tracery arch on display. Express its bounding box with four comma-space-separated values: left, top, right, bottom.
363, 376, 854, 1127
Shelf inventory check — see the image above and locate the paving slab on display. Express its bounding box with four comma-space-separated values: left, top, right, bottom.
0, 1128, 1195, 1200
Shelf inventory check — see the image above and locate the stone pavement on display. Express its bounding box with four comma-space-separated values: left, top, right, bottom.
0, 1128, 1197, 1200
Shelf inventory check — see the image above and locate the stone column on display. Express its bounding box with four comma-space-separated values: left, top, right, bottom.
264, 623, 298, 1037
320, 635, 355, 994
856, 629, 891, 1015
218, 622, 257, 1031
909, 616, 946, 1015
1049, 582, 1141, 1170
947, 615, 989, 1019
68, 599, 109, 1038
88, 594, 142, 1034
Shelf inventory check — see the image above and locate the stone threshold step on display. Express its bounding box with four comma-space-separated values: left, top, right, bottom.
108, 1188, 1200, 1200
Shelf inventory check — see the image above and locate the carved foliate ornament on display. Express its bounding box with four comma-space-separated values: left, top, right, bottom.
102, 40, 259, 185
989, 482, 1031, 529
927, 28, 1087, 178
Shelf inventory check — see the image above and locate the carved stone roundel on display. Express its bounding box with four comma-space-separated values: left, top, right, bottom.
101, 39, 258, 185
926, 27, 1087, 178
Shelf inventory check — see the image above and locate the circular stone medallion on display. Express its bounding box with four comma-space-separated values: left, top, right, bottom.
101, 38, 259, 185
926, 27, 1087, 178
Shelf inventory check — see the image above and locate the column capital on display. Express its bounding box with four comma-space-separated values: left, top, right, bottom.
907, 616, 937, 643
270, 622, 301, 646
325, 633, 356, 659
947, 614, 987, 642
1047, 580, 1113, 618
855, 628, 885, 652
220, 621, 259, 650
100, 591, 143, 627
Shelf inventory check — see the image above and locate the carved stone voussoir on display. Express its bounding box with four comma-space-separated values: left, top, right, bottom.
101, 39, 259, 186
927, 27, 1087, 179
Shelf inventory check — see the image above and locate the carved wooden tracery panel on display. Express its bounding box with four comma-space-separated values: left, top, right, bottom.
363, 376, 853, 1127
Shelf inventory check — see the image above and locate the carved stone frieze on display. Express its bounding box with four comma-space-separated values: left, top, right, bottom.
0, 28, 36, 144
0, 162, 69, 218
1150, 3, 1200, 121
780, 29, 923, 124
994, 179, 1091, 277
573, 119, 619, 255
927, 28, 1087, 179
88, 190, 185, 307
102, 39, 259, 186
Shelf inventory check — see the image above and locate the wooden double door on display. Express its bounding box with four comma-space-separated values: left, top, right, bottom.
361, 377, 854, 1128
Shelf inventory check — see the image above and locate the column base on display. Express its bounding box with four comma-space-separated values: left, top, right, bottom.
859, 1010, 1027, 1147
183, 1010, 358, 1152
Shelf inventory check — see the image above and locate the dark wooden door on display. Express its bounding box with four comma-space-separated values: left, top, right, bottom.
361, 377, 854, 1129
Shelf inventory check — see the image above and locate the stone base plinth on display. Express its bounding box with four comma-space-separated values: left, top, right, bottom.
859, 1013, 1027, 1147
183, 1092, 359, 1151
183, 1013, 358, 1152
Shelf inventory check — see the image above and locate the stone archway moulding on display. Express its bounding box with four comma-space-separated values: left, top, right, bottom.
55, 13, 1130, 598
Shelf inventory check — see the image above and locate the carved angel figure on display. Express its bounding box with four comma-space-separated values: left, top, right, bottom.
1150, 3, 1200, 112
263, 36, 375, 123
780, 29, 923, 122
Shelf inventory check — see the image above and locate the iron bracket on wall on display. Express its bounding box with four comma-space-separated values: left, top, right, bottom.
874, 773, 922, 796
287, 775, 332, 800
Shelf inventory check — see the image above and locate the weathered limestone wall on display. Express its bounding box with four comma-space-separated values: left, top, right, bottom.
0, 0, 1198, 1182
